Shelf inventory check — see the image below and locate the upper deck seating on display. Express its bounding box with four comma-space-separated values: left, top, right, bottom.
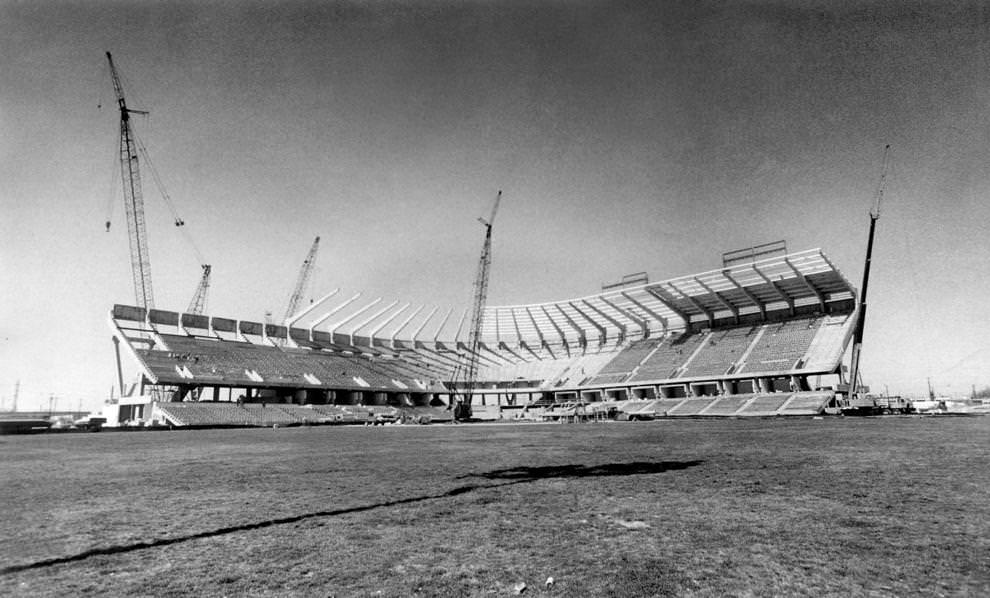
799, 314, 852, 371
739, 316, 822, 374
141, 334, 427, 390
628, 332, 707, 382
681, 325, 760, 378
586, 337, 664, 385
586, 372, 631, 386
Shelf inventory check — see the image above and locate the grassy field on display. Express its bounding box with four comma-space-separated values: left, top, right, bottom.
1, 417, 988, 597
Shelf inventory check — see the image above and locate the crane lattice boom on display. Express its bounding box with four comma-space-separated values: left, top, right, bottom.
283, 236, 321, 324
847, 144, 891, 402
451, 190, 501, 420
107, 52, 154, 310
187, 264, 212, 315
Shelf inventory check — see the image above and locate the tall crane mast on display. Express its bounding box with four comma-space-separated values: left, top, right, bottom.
187, 265, 212, 315
847, 144, 890, 403
106, 52, 154, 310
283, 236, 321, 324
450, 191, 502, 420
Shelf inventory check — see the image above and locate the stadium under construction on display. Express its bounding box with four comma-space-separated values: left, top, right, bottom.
106, 244, 864, 428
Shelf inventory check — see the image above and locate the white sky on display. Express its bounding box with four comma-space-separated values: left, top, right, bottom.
3, 1, 990, 411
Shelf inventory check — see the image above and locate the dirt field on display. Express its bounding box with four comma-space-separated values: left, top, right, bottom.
1, 417, 988, 597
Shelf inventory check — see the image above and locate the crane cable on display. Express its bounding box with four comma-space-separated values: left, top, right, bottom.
104, 141, 119, 232
133, 129, 207, 266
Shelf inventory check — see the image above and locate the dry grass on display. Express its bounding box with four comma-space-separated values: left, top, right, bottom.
1, 417, 988, 597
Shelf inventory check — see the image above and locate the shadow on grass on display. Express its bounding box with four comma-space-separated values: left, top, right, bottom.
0, 459, 702, 575
461, 460, 704, 480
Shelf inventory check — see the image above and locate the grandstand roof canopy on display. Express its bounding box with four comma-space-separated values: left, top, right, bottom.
480, 248, 854, 346
112, 248, 855, 351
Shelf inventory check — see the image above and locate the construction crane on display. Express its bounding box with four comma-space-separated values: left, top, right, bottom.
847, 144, 890, 404
106, 52, 211, 314
106, 51, 154, 309
450, 190, 502, 420
283, 236, 321, 324
187, 265, 212, 315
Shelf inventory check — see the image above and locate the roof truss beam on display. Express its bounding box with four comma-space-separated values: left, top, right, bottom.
753, 266, 795, 316
644, 285, 691, 325
785, 257, 826, 310
568, 301, 606, 345
693, 276, 739, 323
723, 270, 766, 319
620, 291, 668, 334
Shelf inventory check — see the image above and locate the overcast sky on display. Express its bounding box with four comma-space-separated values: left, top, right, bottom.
3, 1, 990, 411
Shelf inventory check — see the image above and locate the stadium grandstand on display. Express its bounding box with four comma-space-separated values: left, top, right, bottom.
107, 247, 857, 427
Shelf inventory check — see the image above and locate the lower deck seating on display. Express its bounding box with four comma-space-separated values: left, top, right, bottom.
738, 393, 790, 415
666, 397, 718, 415
779, 392, 831, 414
157, 402, 259, 426
701, 395, 751, 415
154, 401, 392, 427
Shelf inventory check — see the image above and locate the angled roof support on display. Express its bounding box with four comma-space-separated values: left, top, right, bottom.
723, 270, 766, 320
285, 289, 339, 328
666, 281, 713, 327
554, 303, 588, 350
524, 306, 547, 349
369, 302, 409, 346
540, 305, 571, 354
452, 307, 469, 350
349, 300, 399, 346
411, 306, 439, 349
309, 292, 362, 340
597, 296, 647, 339
432, 307, 455, 349
328, 298, 381, 338
619, 291, 668, 335
578, 299, 622, 344
568, 301, 607, 346
785, 257, 826, 310
644, 285, 692, 325
694, 276, 739, 324
509, 307, 525, 348
390, 304, 425, 349
753, 266, 795, 315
